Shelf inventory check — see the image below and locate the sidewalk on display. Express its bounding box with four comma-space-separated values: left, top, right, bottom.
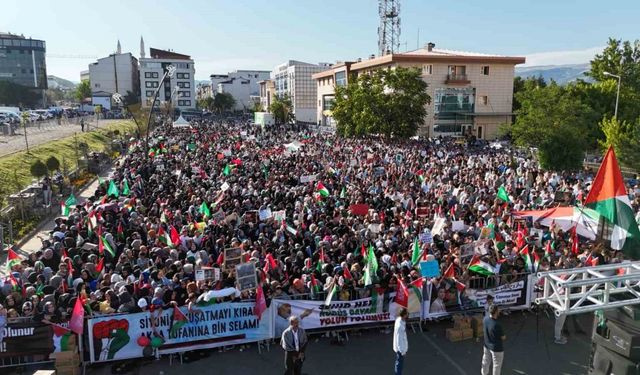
0, 165, 116, 277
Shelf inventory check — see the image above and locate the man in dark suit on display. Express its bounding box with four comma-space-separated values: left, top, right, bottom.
281, 315, 308, 375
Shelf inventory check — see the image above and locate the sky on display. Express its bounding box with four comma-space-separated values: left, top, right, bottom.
1, 0, 638, 82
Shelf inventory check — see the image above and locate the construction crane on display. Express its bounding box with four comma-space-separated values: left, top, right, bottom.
377, 0, 401, 56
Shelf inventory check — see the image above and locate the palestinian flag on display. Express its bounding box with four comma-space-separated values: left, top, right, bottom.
310, 274, 321, 295
158, 227, 172, 246
99, 235, 116, 257
443, 263, 455, 278
324, 284, 338, 306
6, 247, 21, 273
343, 266, 353, 280
497, 186, 510, 202
117, 221, 124, 240
317, 182, 330, 197
468, 255, 496, 276
199, 201, 211, 218
364, 245, 378, 286
544, 240, 553, 258
532, 249, 541, 272
107, 180, 119, 197
61, 194, 77, 216
585, 253, 599, 267
411, 238, 421, 265
169, 306, 188, 337
520, 246, 534, 273
585, 147, 640, 258
122, 179, 130, 196
409, 278, 424, 300
416, 169, 425, 184
453, 278, 466, 291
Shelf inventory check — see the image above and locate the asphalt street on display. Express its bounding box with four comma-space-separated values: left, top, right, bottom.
79, 310, 593, 375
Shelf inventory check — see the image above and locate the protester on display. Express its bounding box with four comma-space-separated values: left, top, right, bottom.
393, 308, 409, 375
482, 304, 505, 375
281, 315, 307, 375
0, 116, 637, 353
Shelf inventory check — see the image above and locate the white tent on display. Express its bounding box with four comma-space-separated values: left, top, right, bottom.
172, 116, 191, 128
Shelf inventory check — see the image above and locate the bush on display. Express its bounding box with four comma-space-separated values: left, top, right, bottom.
45, 156, 60, 173
30, 160, 48, 178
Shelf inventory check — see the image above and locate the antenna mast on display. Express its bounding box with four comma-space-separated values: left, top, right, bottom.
377, 0, 401, 56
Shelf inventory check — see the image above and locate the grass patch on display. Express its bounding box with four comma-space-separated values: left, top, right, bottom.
0, 120, 137, 199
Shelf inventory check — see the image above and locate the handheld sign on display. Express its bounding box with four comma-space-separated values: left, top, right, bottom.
420, 260, 440, 278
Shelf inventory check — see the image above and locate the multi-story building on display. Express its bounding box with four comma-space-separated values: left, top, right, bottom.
271, 60, 330, 124
196, 83, 213, 101
258, 79, 275, 111
312, 43, 525, 139
209, 70, 270, 111
139, 44, 195, 111
0, 32, 47, 106
80, 70, 89, 82
87, 41, 140, 99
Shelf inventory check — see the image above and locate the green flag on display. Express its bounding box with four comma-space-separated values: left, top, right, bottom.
340, 187, 346, 199
411, 238, 421, 265
187, 143, 196, 151
497, 186, 510, 202
122, 179, 130, 196
364, 245, 378, 286
199, 201, 211, 218
61, 194, 77, 215
98, 175, 105, 186
223, 164, 231, 176
107, 180, 120, 197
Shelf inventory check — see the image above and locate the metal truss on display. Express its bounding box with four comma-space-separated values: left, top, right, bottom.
536, 262, 640, 316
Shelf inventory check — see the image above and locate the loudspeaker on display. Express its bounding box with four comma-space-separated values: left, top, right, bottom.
590, 343, 640, 375
592, 318, 640, 360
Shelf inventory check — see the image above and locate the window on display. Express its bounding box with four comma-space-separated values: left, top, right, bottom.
30, 69, 33, 73
480, 95, 488, 105
179, 91, 191, 97
177, 82, 191, 88
21, 68, 26, 74
177, 72, 190, 79
144, 72, 159, 78
145, 81, 159, 88
335, 71, 347, 86
185, 100, 191, 106
422, 64, 433, 75
481, 66, 490, 75
447, 65, 467, 76
94, 83, 101, 88
146, 90, 154, 97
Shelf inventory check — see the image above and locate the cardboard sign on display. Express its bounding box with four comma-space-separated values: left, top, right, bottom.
419, 230, 433, 244
373, 167, 386, 176
349, 204, 369, 216
195, 267, 221, 282
244, 210, 258, 224
236, 263, 258, 292
222, 149, 232, 157
299, 174, 317, 184
416, 207, 429, 217
220, 182, 230, 191
224, 247, 243, 270
420, 260, 440, 278
259, 208, 273, 221
451, 220, 466, 232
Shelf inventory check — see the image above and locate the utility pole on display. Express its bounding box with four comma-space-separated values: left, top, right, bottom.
21, 112, 29, 152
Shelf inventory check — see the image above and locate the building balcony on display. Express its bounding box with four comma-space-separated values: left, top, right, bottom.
445, 74, 470, 84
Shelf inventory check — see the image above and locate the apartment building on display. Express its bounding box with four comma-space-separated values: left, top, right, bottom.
258, 79, 275, 111
87, 41, 139, 98
312, 43, 525, 139
139, 46, 195, 110
270, 60, 330, 124
211, 70, 270, 110
0, 32, 47, 106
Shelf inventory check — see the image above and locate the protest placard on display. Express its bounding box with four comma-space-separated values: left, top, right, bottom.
419, 230, 433, 244
243, 210, 258, 223
235, 263, 258, 292
299, 174, 317, 184
451, 220, 466, 232
259, 208, 273, 221
224, 247, 243, 270
212, 209, 225, 222
195, 267, 221, 282
220, 182, 230, 191
420, 260, 440, 278
273, 210, 286, 222
349, 204, 369, 216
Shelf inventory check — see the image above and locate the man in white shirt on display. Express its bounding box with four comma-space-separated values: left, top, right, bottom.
281, 315, 308, 375
393, 308, 409, 375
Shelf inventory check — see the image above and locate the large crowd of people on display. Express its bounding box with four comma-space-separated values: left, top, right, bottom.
2, 118, 639, 328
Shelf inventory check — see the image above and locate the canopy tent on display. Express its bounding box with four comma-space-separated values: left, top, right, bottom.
172, 116, 191, 128
513, 206, 602, 240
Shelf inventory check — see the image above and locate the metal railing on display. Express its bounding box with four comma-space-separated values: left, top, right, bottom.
446, 73, 469, 82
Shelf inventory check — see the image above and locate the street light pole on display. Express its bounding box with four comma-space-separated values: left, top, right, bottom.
145, 65, 176, 159
603, 71, 621, 119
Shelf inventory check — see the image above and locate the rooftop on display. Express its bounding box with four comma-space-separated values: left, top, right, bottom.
147, 47, 191, 60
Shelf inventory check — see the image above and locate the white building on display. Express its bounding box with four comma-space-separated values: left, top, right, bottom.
271, 60, 330, 124
210, 70, 270, 111
87, 40, 139, 98
138, 40, 195, 111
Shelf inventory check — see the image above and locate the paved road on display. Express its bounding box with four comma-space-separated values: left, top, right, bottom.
0, 118, 119, 157
79, 311, 593, 375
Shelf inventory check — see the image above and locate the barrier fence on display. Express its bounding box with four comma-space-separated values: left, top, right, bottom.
0, 273, 534, 369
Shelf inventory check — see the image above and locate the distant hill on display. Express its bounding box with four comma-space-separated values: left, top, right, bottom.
516, 63, 592, 85
47, 75, 77, 90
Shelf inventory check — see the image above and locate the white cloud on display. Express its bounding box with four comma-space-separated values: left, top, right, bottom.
523, 46, 603, 67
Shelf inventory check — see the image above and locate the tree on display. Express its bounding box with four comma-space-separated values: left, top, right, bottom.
212, 92, 236, 114
332, 67, 430, 138
45, 156, 60, 173
251, 101, 264, 113
269, 94, 294, 124
600, 116, 640, 168
197, 96, 214, 111
123, 90, 139, 106
30, 160, 48, 179
588, 38, 640, 92
510, 82, 595, 170
75, 80, 91, 102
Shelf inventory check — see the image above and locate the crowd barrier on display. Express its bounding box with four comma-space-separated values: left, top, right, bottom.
0, 273, 534, 369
